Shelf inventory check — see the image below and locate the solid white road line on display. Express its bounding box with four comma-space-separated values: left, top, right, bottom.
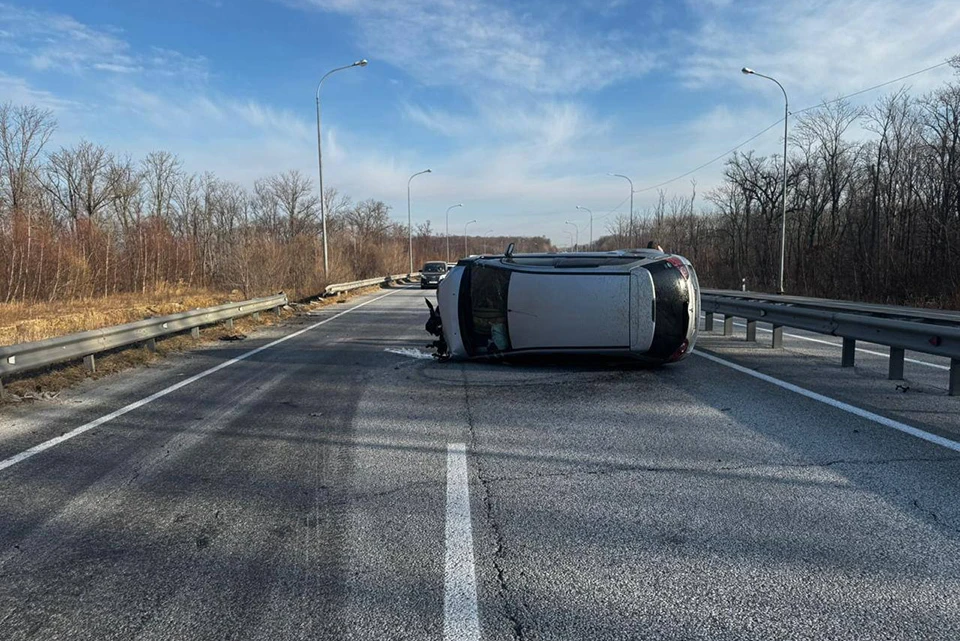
445, 442, 481, 641
695, 351, 960, 454
701, 314, 950, 371
0, 290, 403, 474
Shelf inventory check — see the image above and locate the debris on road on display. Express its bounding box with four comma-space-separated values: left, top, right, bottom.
385, 347, 434, 360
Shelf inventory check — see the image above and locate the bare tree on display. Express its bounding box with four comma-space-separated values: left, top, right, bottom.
0, 103, 56, 213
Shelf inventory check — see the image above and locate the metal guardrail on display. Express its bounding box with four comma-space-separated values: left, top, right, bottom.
705, 290, 960, 325
701, 290, 960, 396
0, 271, 418, 390
0, 294, 287, 386
323, 272, 419, 296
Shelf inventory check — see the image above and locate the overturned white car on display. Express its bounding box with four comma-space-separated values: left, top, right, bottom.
425, 246, 700, 363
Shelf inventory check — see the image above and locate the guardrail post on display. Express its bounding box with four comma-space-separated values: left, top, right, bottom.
83, 354, 96, 373
252, 311, 261, 321
274, 306, 282, 316
704, 312, 714, 332
191, 327, 200, 339
226, 318, 234, 330
888, 347, 905, 380
145, 338, 157, 353
746, 320, 757, 342
841, 338, 856, 368
950, 359, 959, 396
722, 316, 733, 336
771, 325, 783, 348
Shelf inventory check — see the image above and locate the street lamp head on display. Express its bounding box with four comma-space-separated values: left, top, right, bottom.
456, 203, 462, 207
741, 67, 755, 75
425, 169, 432, 173
355, 59, 369, 67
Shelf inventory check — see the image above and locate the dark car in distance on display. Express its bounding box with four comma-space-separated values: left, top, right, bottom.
420, 261, 448, 289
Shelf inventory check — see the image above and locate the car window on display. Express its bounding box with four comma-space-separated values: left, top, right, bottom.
423, 263, 446, 273
468, 264, 511, 354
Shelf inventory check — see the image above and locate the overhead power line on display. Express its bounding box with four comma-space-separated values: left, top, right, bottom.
634, 118, 784, 194
629, 57, 955, 194
791, 59, 953, 116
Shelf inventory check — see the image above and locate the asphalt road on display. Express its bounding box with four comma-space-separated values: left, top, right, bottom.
1, 285, 959, 640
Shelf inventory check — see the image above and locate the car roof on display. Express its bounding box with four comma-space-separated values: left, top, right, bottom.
456, 250, 669, 272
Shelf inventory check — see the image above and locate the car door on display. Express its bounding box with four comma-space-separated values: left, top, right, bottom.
506, 271, 631, 350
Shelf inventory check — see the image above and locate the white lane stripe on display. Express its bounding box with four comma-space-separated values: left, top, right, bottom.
702, 315, 951, 371
695, 351, 960, 453
0, 290, 402, 474
445, 442, 481, 641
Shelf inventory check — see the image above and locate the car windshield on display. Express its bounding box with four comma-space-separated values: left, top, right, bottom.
423, 263, 446, 273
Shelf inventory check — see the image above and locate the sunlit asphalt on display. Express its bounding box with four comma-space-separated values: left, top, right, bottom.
1, 285, 959, 640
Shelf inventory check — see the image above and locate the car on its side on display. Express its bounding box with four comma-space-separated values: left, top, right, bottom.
420, 261, 449, 289
425, 248, 699, 364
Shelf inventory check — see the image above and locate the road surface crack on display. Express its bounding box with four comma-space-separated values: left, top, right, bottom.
912, 498, 960, 535
481, 455, 960, 485
463, 369, 528, 641
719, 455, 960, 471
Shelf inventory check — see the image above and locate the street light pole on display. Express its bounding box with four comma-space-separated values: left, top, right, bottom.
563, 231, 575, 252
407, 169, 432, 275
316, 59, 367, 278
464, 219, 477, 257
608, 174, 634, 247
564, 221, 579, 252
445, 203, 462, 263
483, 229, 494, 254
576, 205, 592, 249
743, 66, 789, 294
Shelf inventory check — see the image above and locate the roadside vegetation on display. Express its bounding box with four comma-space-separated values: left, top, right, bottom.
595, 60, 960, 308
0, 285, 241, 346
0, 281, 393, 402
2, 58, 958, 353
0, 102, 549, 320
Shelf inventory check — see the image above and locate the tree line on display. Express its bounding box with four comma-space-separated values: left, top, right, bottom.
597, 64, 960, 306
0, 103, 548, 304
4, 63, 958, 307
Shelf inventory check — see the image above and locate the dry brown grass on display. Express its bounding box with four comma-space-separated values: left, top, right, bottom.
1, 306, 293, 402
0, 285, 247, 347
0, 282, 399, 403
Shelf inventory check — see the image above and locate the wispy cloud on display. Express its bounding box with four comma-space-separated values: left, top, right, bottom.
680, 0, 960, 99
286, 0, 656, 94
0, 72, 78, 111
402, 103, 474, 137
403, 97, 609, 149
0, 3, 208, 80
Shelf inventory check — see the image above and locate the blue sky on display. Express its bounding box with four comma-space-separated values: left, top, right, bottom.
1, 0, 958, 243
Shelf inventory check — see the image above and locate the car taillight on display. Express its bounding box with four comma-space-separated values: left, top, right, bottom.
665, 256, 689, 280
667, 339, 689, 362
